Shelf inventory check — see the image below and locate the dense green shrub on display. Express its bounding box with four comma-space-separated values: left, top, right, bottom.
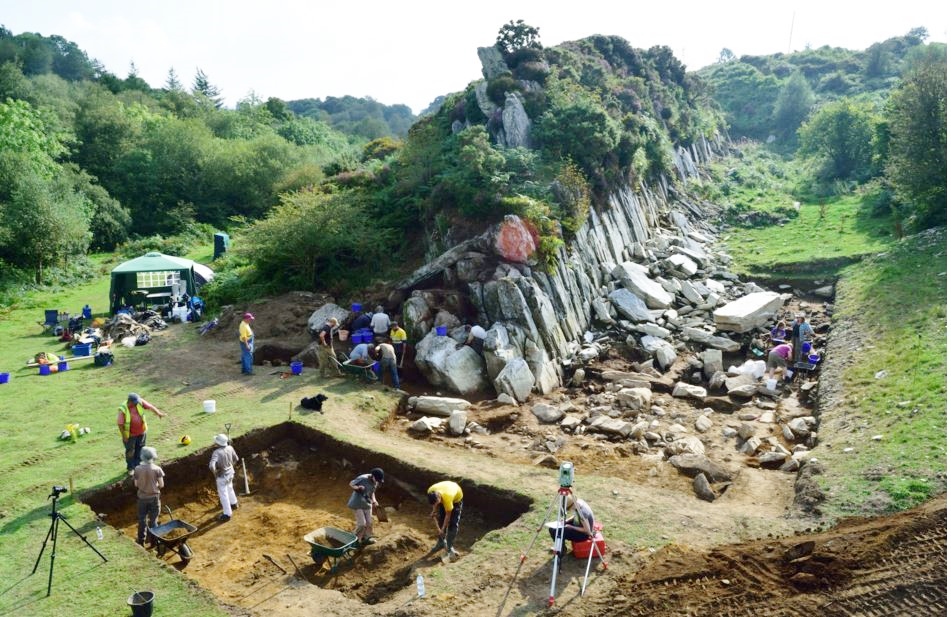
486, 74, 520, 106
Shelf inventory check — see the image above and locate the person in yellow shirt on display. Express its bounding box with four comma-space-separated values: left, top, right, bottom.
239, 312, 254, 375
389, 322, 407, 366
427, 480, 463, 560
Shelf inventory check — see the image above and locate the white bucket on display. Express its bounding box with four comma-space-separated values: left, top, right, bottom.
765, 378, 777, 391
202, 400, 216, 413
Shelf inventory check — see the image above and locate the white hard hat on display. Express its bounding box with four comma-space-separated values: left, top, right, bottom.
214, 434, 229, 447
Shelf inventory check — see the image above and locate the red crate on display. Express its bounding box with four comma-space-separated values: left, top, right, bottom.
571, 531, 606, 559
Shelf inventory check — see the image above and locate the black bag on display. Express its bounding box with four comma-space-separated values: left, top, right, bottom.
135, 333, 151, 346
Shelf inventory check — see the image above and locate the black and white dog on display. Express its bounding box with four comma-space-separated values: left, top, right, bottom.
300, 393, 328, 412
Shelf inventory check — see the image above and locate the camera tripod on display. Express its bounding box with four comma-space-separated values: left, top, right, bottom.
31, 487, 108, 596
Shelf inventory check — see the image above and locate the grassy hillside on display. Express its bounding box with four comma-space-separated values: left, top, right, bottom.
812, 227, 947, 517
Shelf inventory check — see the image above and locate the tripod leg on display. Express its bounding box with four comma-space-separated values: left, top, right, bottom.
495, 493, 560, 617
46, 516, 59, 596
57, 514, 108, 563
547, 492, 569, 607
31, 518, 55, 575
581, 536, 608, 596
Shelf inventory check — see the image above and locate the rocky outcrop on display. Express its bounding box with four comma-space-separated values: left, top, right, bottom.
477, 46, 509, 80
414, 331, 490, 394
501, 93, 532, 148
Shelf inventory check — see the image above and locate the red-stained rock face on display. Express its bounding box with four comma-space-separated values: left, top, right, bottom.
494, 215, 537, 263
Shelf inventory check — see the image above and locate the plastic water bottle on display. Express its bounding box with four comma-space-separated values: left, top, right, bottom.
96, 525, 103, 541
416, 574, 425, 598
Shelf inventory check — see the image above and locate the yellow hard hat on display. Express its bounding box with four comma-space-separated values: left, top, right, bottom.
180, 434, 191, 446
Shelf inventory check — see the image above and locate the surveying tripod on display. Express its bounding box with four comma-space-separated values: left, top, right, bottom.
495, 462, 606, 615
31, 486, 108, 596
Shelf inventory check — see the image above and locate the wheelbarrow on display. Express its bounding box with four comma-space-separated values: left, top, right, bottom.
149, 506, 197, 563
335, 358, 379, 382
304, 527, 360, 573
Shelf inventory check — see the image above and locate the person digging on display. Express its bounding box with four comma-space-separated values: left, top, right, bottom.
426, 480, 463, 561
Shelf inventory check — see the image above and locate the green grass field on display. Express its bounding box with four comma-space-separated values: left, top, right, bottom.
722, 193, 896, 280
811, 228, 947, 517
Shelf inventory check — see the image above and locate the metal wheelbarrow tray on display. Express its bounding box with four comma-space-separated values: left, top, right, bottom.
149, 518, 197, 562
337, 359, 379, 382
304, 526, 360, 573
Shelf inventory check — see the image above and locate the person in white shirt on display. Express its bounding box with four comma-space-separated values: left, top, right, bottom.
370, 306, 391, 340
209, 434, 240, 522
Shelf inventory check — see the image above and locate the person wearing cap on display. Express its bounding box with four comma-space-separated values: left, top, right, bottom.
318, 317, 343, 378
132, 447, 165, 546
389, 322, 407, 365
347, 467, 384, 545
209, 434, 240, 522
117, 393, 166, 475
239, 312, 255, 375
547, 494, 595, 567
427, 480, 464, 560
370, 306, 390, 341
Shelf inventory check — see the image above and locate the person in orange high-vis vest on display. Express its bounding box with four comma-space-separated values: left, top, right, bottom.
117, 393, 166, 475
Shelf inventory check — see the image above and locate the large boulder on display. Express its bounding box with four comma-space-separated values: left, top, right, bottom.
501, 92, 532, 148
494, 357, 535, 403
617, 387, 652, 413
668, 453, 733, 482
531, 403, 565, 424
588, 415, 634, 437
683, 327, 742, 352
673, 382, 708, 400
493, 215, 537, 264
307, 303, 351, 334
477, 46, 509, 80
608, 288, 654, 322
402, 295, 432, 340
414, 331, 490, 394
612, 262, 674, 309
714, 292, 784, 333
412, 396, 471, 417
641, 335, 678, 371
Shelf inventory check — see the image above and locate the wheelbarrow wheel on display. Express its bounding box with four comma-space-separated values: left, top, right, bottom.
310, 545, 326, 568
179, 542, 193, 561
156, 543, 166, 557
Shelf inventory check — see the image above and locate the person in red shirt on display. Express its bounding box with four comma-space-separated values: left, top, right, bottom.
117, 393, 166, 475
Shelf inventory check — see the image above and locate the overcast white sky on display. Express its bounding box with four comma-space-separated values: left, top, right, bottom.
2, 1, 947, 113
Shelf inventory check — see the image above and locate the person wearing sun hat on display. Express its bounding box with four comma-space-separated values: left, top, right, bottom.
347, 467, 385, 545
209, 433, 240, 522
239, 311, 255, 375
133, 447, 164, 545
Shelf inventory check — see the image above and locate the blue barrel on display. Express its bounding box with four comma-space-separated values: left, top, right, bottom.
290, 361, 303, 375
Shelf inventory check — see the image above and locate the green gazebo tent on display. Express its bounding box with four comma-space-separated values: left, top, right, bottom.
109, 252, 198, 314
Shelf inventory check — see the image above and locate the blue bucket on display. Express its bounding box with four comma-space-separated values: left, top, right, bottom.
351, 303, 362, 312
801, 342, 812, 354
435, 325, 448, 336
58, 361, 69, 372
290, 361, 303, 375
808, 353, 820, 364
0, 372, 9, 384
39, 364, 51, 376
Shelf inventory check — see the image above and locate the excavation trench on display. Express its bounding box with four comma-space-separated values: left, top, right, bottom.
83, 422, 530, 607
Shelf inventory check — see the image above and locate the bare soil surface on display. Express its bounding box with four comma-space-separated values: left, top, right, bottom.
96, 292, 947, 616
